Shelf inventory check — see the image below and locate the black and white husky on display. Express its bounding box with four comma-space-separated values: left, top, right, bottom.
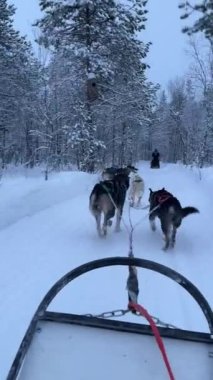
89, 173, 129, 237
149, 188, 199, 250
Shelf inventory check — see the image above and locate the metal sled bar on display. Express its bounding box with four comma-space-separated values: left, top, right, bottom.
7, 257, 213, 380
30, 257, 213, 332
42, 311, 213, 344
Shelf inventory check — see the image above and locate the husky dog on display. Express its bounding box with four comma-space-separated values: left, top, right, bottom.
101, 167, 118, 181
149, 188, 199, 250
128, 173, 145, 208
89, 173, 130, 237
102, 165, 138, 181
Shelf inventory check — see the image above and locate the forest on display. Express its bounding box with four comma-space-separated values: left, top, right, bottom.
0, 0, 212, 174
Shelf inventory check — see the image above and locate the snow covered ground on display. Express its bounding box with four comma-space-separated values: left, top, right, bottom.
0, 162, 212, 379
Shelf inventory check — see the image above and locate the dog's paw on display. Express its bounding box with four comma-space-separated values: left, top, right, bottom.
162, 245, 169, 251
102, 230, 107, 238
162, 242, 171, 251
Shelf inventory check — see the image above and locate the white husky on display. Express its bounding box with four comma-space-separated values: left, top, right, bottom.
128, 173, 145, 208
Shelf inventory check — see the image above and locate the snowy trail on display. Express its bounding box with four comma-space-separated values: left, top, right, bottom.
0, 171, 95, 230
0, 163, 212, 379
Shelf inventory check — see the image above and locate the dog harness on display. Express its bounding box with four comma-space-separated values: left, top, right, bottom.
157, 194, 172, 204
155, 191, 173, 205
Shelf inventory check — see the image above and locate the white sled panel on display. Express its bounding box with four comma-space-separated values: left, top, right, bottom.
19, 321, 213, 380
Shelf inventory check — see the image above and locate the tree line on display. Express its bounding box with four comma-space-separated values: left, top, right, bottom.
0, 0, 212, 175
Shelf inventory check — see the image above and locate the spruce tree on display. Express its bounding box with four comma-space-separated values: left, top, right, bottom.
179, 1, 213, 40
0, 1, 41, 168
36, 0, 155, 170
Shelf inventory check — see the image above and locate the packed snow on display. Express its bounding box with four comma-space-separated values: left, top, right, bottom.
0, 162, 212, 379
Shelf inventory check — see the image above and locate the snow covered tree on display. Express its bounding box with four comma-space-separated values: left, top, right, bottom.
179, 1, 213, 41
186, 38, 213, 166
36, 0, 155, 171
182, 79, 203, 165
150, 91, 170, 161
179, 1, 213, 167
167, 79, 187, 163
0, 1, 41, 168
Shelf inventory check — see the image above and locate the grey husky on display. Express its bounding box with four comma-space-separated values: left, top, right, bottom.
149, 188, 199, 250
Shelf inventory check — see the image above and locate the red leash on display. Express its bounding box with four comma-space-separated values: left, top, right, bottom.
128, 302, 175, 380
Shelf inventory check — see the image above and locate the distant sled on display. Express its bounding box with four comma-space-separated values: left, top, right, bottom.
7, 257, 213, 380
150, 158, 160, 168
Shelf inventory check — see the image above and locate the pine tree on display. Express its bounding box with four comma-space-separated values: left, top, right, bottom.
151, 91, 170, 161
0, 1, 41, 168
36, 0, 154, 170
179, 1, 213, 40
167, 79, 187, 163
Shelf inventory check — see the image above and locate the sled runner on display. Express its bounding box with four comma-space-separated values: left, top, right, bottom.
7, 257, 213, 380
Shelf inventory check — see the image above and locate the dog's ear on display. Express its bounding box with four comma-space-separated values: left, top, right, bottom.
127, 164, 138, 172
149, 188, 152, 193
161, 187, 165, 191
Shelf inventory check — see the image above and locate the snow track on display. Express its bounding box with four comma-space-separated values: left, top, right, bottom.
0, 162, 212, 379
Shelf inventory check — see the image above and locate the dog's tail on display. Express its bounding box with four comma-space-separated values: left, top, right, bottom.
89, 184, 101, 212
181, 206, 199, 218
90, 193, 97, 208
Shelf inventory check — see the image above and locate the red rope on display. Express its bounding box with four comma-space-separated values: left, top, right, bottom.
128, 302, 175, 380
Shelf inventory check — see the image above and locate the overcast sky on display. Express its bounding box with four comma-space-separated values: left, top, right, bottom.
10, 0, 193, 88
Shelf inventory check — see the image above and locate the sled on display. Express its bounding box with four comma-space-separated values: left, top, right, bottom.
150, 158, 160, 169
150, 162, 160, 169
7, 257, 213, 380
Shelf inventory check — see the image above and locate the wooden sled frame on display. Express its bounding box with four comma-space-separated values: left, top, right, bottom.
7, 257, 213, 379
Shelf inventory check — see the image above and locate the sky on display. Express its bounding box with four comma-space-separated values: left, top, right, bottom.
10, 0, 193, 88
0, 162, 212, 379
